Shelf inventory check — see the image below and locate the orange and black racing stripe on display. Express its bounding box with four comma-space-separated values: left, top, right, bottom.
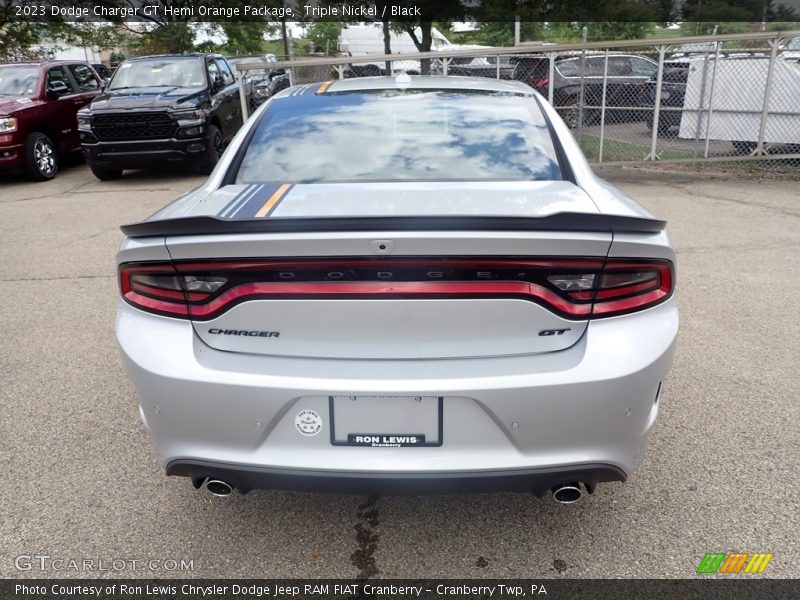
315, 80, 334, 94
218, 183, 294, 219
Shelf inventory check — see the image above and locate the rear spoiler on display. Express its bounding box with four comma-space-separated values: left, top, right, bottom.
120, 212, 666, 238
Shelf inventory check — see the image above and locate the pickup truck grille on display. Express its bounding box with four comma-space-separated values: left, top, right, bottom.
92, 112, 176, 141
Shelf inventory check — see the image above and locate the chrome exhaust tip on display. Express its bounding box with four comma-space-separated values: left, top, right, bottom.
205, 479, 233, 497
552, 483, 583, 504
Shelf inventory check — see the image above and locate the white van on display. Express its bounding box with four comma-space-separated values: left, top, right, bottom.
338, 24, 490, 75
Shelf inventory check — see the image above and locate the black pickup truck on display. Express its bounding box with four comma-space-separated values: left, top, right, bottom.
78, 54, 244, 180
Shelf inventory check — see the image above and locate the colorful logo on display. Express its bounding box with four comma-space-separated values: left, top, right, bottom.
696, 552, 773, 574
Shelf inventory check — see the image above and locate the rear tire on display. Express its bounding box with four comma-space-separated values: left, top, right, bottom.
89, 163, 122, 180
24, 132, 58, 181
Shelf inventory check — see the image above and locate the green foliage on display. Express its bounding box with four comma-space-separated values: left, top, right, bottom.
0, 22, 45, 60
682, 0, 765, 22
678, 21, 754, 35
470, 22, 546, 46
583, 22, 657, 40
306, 21, 342, 55
471, 21, 655, 45
132, 22, 194, 55
218, 22, 274, 56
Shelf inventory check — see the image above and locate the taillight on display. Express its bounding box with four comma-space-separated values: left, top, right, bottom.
119, 258, 673, 321
590, 261, 673, 317
119, 264, 227, 318
533, 77, 549, 89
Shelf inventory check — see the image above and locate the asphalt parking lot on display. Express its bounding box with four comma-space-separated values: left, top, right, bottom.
1, 161, 798, 579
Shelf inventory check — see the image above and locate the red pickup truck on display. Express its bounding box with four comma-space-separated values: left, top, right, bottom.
0, 60, 102, 180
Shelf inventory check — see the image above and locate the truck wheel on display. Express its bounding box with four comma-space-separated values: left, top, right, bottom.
199, 125, 223, 174
25, 132, 58, 181
89, 163, 122, 180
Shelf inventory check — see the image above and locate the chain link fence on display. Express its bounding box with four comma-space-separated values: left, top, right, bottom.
234, 31, 800, 172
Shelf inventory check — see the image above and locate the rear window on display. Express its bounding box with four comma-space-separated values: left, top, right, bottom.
236, 89, 561, 183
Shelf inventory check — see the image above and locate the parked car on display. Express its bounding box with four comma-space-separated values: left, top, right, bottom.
638, 62, 689, 135
669, 42, 717, 59
780, 36, 800, 62
675, 56, 800, 155
0, 60, 102, 180
344, 63, 394, 77
512, 53, 658, 126
227, 54, 289, 109
338, 24, 489, 76
446, 56, 515, 79
116, 76, 677, 502
78, 53, 244, 180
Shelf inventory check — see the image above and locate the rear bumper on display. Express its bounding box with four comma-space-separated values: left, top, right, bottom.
118, 295, 678, 490
81, 136, 207, 168
167, 459, 626, 496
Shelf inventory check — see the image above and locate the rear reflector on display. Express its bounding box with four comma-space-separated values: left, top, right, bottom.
119, 257, 674, 321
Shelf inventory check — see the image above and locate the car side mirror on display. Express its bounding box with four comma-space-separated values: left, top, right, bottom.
46, 80, 69, 98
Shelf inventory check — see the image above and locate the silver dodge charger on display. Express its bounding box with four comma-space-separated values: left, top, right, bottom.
116, 76, 678, 503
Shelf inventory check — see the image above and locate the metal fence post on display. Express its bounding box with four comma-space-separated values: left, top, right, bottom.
442, 57, 449, 76
703, 42, 722, 158
647, 45, 667, 161
548, 53, 555, 105
756, 37, 780, 156
238, 69, 249, 121
496, 57, 501, 79
598, 49, 609, 163
334, 65, 345, 79
577, 48, 586, 139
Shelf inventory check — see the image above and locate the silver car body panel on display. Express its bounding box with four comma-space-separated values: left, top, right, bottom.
118, 296, 676, 474
116, 76, 678, 492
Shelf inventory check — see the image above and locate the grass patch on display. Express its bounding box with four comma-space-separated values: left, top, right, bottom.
578, 135, 695, 162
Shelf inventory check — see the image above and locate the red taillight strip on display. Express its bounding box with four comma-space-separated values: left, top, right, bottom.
594, 278, 659, 300
119, 258, 673, 321
185, 281, 593, 319
123, 290, 190, 316
592, 288, 670, 316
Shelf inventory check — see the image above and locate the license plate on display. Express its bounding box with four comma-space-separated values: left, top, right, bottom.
330, 395, 442, 447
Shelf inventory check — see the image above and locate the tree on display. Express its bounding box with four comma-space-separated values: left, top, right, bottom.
391, 0, 466, 74
472, 21, 546, 46
647, 0, 681, 24
218, 21, 276, 56
682, 0, 765, 22
0, 23, 42, 60
306, 21, 341, 55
